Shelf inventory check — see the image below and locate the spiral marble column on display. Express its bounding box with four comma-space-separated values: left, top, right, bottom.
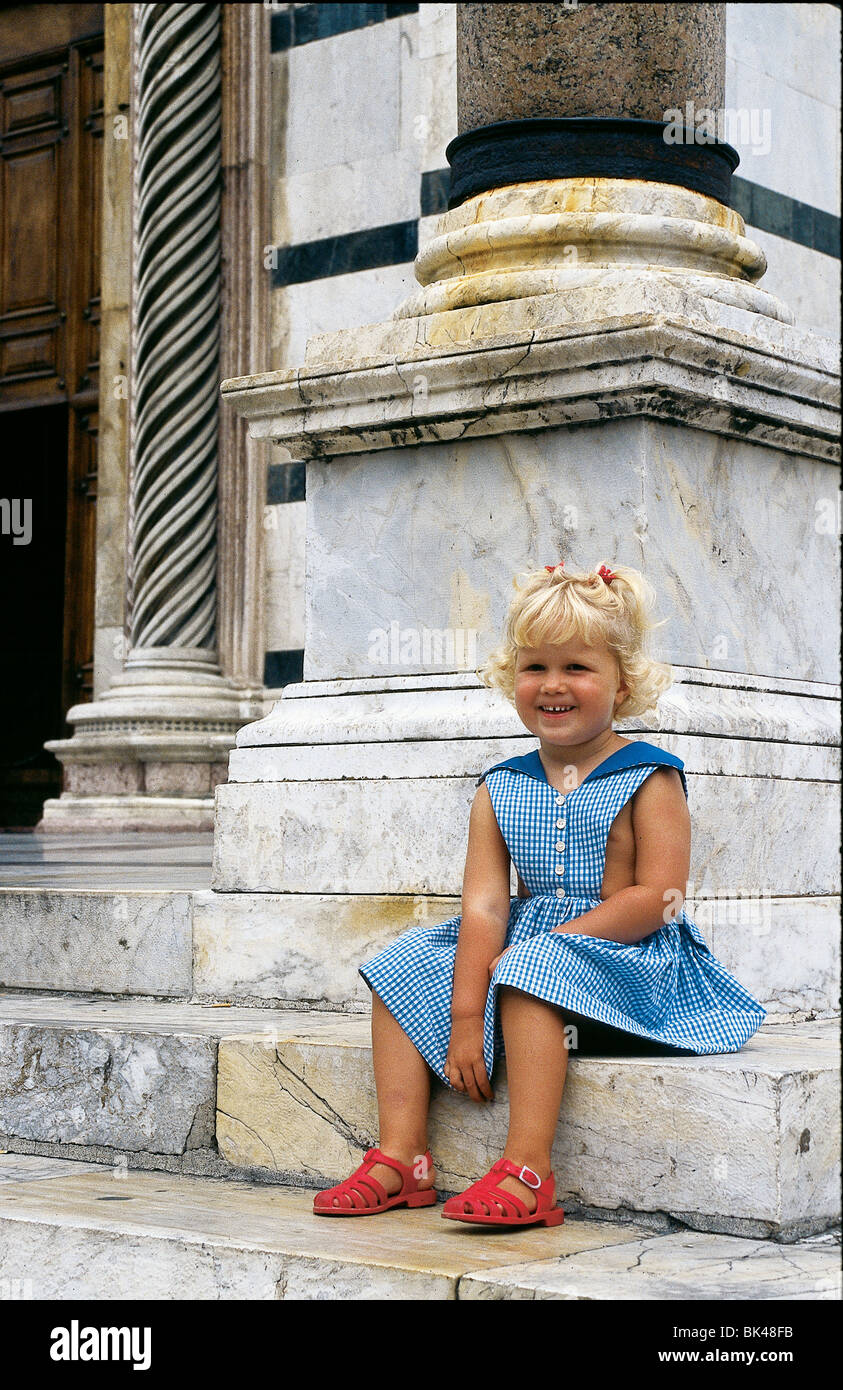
41, 3, 264, 831
129, 1, 222, 664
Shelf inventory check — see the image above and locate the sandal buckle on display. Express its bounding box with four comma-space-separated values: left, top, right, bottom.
518, 1164, 542, 1190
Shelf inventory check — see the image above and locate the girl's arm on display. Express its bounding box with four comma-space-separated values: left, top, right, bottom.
450, 783, 511, 1019
552, 768, 691, 945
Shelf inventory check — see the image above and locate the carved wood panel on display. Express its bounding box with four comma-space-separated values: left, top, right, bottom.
0, 13, 103, 825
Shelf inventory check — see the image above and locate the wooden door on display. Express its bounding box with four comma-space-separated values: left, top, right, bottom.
0, 6, 103, 827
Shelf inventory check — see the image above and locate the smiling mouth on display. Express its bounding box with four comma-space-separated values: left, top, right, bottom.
538, 705, 576, 715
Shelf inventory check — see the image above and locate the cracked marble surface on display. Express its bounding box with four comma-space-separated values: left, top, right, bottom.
0, 1001, 836, 1237
0, 1022, 216, 1155
0, 1156, 837, 1300
3, 995, 840, 1234
459, 1228, 841, 1300
215, 1018, 840, 1238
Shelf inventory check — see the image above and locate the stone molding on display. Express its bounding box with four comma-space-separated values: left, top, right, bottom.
221, 177, 838, 465
398, 179, 779, 319
217, 0, 271, 688
221, 310, 839, 463
225, 670, 839, 783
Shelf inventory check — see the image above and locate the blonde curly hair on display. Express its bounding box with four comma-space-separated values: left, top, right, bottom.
477, 561, 674, 722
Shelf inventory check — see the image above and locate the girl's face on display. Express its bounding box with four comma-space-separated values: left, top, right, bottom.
513, 637, 629, 745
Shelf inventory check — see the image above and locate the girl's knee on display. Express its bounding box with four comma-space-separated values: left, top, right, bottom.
499, 984, 552, 1010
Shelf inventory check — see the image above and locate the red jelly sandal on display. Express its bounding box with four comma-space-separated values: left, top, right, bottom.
441, 1158, 565, 1228
312, 1147, 437, 1216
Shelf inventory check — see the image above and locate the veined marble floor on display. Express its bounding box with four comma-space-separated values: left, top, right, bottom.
0, 1154, 839, 1301
0, 833, 214, 889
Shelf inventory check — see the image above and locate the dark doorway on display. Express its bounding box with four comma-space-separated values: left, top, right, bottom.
0, 7, 104, 828
0, 404, 68, 826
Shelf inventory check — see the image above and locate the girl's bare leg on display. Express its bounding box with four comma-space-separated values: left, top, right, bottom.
494, 985, 570, 1210
354, 990, 436, 1196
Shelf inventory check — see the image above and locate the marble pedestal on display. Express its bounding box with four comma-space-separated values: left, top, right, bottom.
215, 179, 840, 1012
211, 366, 840, 1014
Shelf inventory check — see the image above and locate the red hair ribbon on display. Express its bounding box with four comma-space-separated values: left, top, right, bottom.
544, 562, 564, 573
598, 564, 616, 585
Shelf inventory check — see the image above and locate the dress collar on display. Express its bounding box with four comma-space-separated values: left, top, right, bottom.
483, 741, 688, 798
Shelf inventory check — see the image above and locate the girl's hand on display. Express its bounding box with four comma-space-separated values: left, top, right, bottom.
444, 1016, 494, 1102
488, 946, 513, 976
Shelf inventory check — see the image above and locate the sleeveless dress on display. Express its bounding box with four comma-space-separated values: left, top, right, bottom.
358, 741, 767, 1085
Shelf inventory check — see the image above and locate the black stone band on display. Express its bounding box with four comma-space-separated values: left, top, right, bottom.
270, 220, 418, 288
271, 3, 418, 52
446, 118, 740, 209
264, 649, 304, 688
267, 461, 305, 504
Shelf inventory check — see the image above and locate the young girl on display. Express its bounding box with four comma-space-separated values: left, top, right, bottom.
312, 560, 767, 1227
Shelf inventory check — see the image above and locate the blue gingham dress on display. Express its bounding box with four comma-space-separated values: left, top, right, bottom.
359, 741, 766, 1085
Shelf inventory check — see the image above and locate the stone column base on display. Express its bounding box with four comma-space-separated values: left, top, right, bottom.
39, 653, 264, 832
38, 794, 221, 834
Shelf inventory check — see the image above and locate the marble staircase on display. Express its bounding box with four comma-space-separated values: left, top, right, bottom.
0, 833, 839, 1299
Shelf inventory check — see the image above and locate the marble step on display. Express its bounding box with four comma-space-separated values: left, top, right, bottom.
0, 832, 211, 999
0, 889, 194, 997
0, 1153, 838, 1301
0, 994, 837, 1240
0, 883, 838, 1019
